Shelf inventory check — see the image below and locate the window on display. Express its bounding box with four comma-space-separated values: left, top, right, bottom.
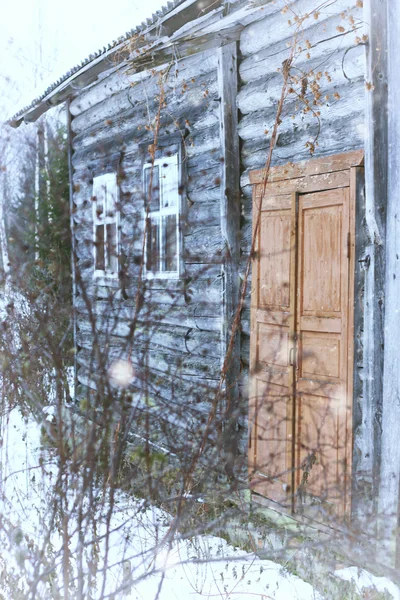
143, 154, 180, 278
92, 173, 119, 278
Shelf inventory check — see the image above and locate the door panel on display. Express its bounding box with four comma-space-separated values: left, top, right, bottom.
295, 188, 349, 517
250, 173, 354, 521
251, 380, 291, 503
249, 197, 294, 506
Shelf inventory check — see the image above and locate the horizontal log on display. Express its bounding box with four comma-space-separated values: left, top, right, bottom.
77, 315, 221, 358
76, 298, 221, 331
238, 79, 365, 142
186, 171, 221, 198
239, 9, 363, 83
72, 70, 218, 141
240, 0, 362, 57
186, 151, 223, 173
185, 124, 220, 157
183, 224, 224, 262
70, 48, 218, 118
240, 112, 365, 186
76, 336, 222, 380
237, 44, 364, 115
182, 201, 220, 228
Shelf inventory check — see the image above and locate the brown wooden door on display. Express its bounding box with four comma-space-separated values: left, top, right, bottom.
249, 153, 359, 520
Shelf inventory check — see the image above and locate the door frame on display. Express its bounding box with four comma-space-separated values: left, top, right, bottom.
248, 150, 364, 522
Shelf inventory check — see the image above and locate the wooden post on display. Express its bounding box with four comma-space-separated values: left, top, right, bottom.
378, 0, 400, 566
217, 42, 241, 478
353, 0, 388, 530
67, 99, 78, 400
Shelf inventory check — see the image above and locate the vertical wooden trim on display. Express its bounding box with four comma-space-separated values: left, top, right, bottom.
288, 192, 299, 511
217, 42, 241, 475
248, 184, 260, 477
66, 99, 77, 400
344, 175, 356, 517
351, 166, 367, 519
379, 0, 400, 565
294, 191, 304, 499
363, 0, 388, 524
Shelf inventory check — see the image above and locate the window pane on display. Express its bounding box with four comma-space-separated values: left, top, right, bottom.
162, 214, 177, 272
144, 165, 160, 211
93, 179, 105, 219
161, 161, 178, 208
106, 223, 118, 272
105, 183, 116, 218
95, 225, 105, 270
146, 217, 160, 273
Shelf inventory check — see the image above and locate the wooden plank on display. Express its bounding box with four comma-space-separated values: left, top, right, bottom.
347, 166, 358, 516
378, 0, 400, 565
67, 99, 78, 401
217, 41, 241, 476
250, 151, 364, 185
288, 192, 298, 511
249, 187, 293, 504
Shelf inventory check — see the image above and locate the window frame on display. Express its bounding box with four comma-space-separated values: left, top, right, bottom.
143, 153, 181, 280
92, 172, 120, 280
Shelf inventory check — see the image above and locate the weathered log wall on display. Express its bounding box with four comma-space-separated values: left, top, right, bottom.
70, 48, 225, 448
237, 1, 366, 454
70, 0, 367, 461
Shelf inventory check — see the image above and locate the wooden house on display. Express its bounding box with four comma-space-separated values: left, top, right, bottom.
9, 0, 400, 561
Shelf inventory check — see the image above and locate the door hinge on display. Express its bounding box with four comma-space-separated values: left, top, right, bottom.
347, 232, 351, 259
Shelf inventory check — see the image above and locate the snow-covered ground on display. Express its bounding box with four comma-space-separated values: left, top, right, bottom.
0, 406, 324, 599
335, 567, 400, 600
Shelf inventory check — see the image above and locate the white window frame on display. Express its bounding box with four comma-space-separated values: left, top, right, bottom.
92, 172, 120, 280
143, 154, 181, 279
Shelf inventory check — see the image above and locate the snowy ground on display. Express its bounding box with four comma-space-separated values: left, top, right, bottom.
0, 406, 324, 599
2, 406, 400, 600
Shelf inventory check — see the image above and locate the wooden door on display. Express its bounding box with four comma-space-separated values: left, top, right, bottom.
249, 151, 361, 519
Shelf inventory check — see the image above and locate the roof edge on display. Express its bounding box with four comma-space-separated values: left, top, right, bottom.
8, 0, 225, 128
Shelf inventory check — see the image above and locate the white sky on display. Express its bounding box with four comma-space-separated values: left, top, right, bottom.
0, 0, 166, 118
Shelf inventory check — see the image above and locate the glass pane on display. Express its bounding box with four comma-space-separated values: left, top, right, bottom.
162, 215, 177, 272
161, 161, 178, 208
94, 179, 105, 218
144, 165, 160, 211
105, 182, 116, 218
95, 225, 105, 271
106, 223, 118, 272
146, 217, 160, 273
95, 188, 105, 218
